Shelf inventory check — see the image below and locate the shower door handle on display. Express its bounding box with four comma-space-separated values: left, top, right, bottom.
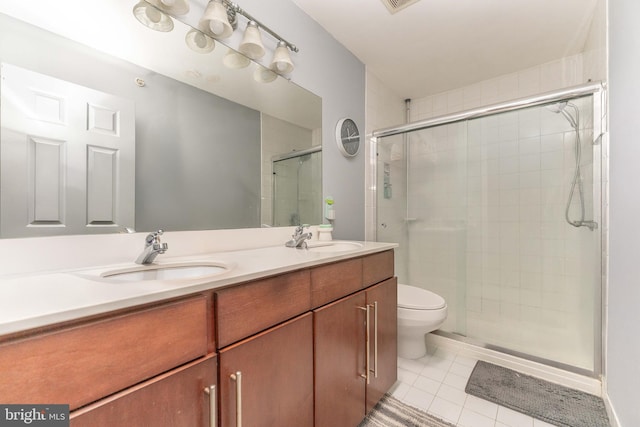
358, 305, 371, 384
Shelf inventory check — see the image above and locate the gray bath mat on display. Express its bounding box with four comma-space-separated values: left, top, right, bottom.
465, 361, 609, 427
359, 393, 456, 427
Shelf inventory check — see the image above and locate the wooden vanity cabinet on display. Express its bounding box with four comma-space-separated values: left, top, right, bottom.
314, 292, 367, 427
310, 257, 362, 307
0, 296, 215, 427
365, 277, 398, 412
313, 267, 397, 427
0, 297, 208, 410
362, 250, 395, 288
219, 313, 314, 427
0, 248, 395, 427
215, 270, 311, 348
70, 355, 218, 427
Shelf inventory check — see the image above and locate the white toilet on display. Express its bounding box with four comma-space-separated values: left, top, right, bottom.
397, 283, 447, 359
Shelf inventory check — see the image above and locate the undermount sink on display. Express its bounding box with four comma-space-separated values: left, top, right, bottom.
306, 241, 364, 253
100, 261, 232, 282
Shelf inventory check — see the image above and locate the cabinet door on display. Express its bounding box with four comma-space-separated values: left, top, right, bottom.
219, 313, 313, 427
70, 355, 217, 427
314, 292, 367, 427
365, 277, 398, 412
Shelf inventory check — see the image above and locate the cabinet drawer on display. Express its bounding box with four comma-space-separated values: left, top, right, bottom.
70, 355, 217, 427
310, 258, 363, 308
216, 270, 311, 348
0, 297, 207, 410
363, 250, 394, 287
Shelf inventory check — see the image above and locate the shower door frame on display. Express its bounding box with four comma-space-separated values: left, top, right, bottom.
370, 82, 608, 377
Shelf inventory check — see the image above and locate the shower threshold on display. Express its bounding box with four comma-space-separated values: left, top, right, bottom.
430, 330, 599, 382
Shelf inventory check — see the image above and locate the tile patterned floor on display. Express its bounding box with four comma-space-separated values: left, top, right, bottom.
390, 346, 558, 427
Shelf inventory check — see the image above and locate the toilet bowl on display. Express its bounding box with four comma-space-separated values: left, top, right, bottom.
397, 284, 447, 359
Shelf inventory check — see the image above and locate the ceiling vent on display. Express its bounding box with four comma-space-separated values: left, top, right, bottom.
380, 0, 422, 14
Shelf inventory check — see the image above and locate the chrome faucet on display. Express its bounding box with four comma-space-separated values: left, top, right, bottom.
135, 229, 168, 264
285, 225, 312, 249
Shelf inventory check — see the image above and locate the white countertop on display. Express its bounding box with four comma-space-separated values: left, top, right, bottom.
0, 240, 397, 336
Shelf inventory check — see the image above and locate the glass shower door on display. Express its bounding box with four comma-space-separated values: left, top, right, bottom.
375, 93, 602, 373
376, 121, 470, 335
463, 96, 601, 371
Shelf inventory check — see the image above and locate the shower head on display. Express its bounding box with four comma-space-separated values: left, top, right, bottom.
546, 101, 578, 129
296, 153, 312, 166
546, 101, 568, 114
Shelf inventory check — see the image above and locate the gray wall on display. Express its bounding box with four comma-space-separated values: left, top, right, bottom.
135, 74, 261, 231
239, 0, 367, 240
608, 0, 640, 425
0, 13, 262, 232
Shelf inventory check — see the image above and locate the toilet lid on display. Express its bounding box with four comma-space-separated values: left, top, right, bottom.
397, 284, 446, 310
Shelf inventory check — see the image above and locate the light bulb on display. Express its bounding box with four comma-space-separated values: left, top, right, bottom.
254, 67, 277, 83
270, 42, 294, 74
145, 6, 162, 23
209, 20, 224, 35
194, 32, 207, 49
186, 29, 214, 53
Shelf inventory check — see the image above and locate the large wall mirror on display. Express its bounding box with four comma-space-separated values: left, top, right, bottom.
0, 0, 322, 238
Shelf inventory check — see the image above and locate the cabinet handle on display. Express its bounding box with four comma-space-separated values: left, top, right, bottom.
372, 301, 378, 379
230, 371, 242, 427
358, 305, 371, 384
204, 385, 216, 427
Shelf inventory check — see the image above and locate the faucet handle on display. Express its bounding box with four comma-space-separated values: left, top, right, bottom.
145, 229, 164, 245
152, 242, 169, 253
293, 224, 310, 239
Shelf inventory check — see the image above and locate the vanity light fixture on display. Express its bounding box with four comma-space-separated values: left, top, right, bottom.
253, 65, 277, 83
133, 0, 174, 32
222, 48, 250, 69
185, 28, 215, 53
199, 0, 234, 39
201, 1, 299, 68
270, 41, 294, 74
134, 0, 299, 76
148, 0, 190, 16
239, 21, 265, 60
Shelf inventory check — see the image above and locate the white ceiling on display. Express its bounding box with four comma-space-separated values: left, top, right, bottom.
292, 0, 599, 99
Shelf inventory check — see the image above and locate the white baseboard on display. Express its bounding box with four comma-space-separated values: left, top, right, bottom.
425, 334, 602, 396
602, 382, 621, 427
